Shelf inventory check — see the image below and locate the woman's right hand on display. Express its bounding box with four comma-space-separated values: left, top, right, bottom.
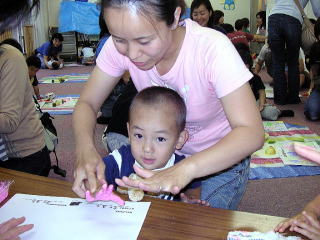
72, 146, 106, 198
0, 217, 33, 240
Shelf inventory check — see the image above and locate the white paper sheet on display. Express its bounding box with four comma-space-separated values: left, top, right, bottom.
0, 194, 151, 240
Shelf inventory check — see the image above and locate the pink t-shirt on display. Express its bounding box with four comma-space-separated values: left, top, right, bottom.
97, 19, 252, 156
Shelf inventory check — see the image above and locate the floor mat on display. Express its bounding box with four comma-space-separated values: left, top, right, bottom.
39, 73, 90, 84
249, 121, 320, 180
38, 95, 79, 115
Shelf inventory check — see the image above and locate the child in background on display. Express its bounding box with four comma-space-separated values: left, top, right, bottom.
81, 41, 95, 65
35, 33, 64, 69
227, 19, 266, 47
304, 41, 320, 121
236, 44, 294, 120
104, 87, 207, 205
241, 18, 250, 33
26, 55, 41, 99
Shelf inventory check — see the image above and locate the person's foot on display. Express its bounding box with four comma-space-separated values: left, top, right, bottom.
97, 116, 111, 124
304, 111, 320, 121
278, 110, 294, 118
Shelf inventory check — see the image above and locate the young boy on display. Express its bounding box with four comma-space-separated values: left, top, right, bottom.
26, 55, 41, 100
103, 86, 207, 204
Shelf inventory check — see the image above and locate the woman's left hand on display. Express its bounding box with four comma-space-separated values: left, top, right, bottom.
115, 161, 194, 195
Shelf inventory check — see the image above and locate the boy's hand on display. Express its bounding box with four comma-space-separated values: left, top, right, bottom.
180, 193, 210, 206
0, 217, 34, 240
275, 210, 318, 233
290, 211, 320, 240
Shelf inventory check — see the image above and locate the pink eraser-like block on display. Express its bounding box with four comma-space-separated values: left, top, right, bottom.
0, 180, 13, 203
85, 184, 125, 206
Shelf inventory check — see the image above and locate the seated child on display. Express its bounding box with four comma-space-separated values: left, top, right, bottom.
81, 42, 95, 65
304, 42, 320, 121
236, 45, 294, 120
26, 55, 41, 99
103, 86, 207, 205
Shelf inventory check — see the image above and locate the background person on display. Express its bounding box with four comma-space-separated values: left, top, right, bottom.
35, 33, 64, 69
190, 0, 227, 34
0, 0, 40, 238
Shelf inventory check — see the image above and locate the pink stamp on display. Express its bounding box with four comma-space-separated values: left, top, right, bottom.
0, 180, 14, 203
85, 184, 125, 206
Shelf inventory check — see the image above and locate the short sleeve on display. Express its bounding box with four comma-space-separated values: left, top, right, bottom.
96, 37, 127, 78
206, 37, 253, 98
245, 32, 254, 41
43, 42, 51, 56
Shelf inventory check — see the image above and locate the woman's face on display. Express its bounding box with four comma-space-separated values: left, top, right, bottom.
52, 38, 61, 48
191, 4, 212, 27
104, 7, 174, 71
256, 15, 263, 28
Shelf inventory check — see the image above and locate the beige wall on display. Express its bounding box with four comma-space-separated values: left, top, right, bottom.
48, 0, 63, 27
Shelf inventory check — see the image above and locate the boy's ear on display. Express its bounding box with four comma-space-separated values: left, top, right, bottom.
126, 122, 131, 141
175, 130, 188, 150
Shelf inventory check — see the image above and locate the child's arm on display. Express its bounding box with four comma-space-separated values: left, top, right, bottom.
43, 56, 52, 69
275, 195, 320, 234
254, 59, 264, 75
253, 34, 266, 43
33, 86, 41, 100
258, 89, 266, 111
180, 187, 209, 206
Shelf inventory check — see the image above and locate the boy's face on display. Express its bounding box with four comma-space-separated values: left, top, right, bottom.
127, 103, 187, 170
28, 66, 39, 79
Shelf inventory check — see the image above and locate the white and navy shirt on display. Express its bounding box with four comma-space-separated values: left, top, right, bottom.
103, 145, 201, 201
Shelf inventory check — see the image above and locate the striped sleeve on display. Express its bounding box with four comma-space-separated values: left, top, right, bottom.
0, 137, 8, 161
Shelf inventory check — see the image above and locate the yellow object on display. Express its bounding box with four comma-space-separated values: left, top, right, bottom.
265, 146, 276, 155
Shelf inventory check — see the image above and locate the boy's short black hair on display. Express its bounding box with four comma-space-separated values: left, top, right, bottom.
0, 38, 23, 53
26, 55, 41, 68
235, 19, 243, 31
51, 33, 64, 42
129, 86, 186, 132
241, 18, 249, 28
51, 61, 59, 70
221, 23, 234, 33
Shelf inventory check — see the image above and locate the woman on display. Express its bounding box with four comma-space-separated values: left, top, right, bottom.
0, 1, 39, 238
255, 11, 266, 36
35, 33, 64, 69
190, 0, 226, 34
72, 0, 264, 210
